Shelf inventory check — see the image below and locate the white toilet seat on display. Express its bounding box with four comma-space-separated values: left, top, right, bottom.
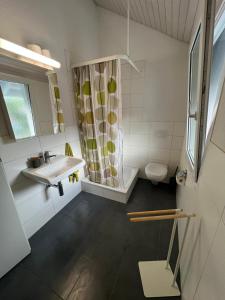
145, 162, 168, 182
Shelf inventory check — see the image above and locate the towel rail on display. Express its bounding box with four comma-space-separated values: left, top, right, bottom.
127, 208, 182, 217
129, 213, 195, 223
127, 209, 196, 297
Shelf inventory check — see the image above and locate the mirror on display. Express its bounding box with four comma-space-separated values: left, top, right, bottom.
0, 79, 36, 139
0, 55, 64, 140
187, 26, 201, 166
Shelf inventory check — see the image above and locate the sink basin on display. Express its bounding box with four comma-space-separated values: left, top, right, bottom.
23, 155, 85, 185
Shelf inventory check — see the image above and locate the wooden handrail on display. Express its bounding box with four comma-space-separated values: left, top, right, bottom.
129, 213, 196, 223
127, 208, 182, 217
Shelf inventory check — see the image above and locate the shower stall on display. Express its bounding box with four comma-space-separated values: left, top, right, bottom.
72, 56, 139, 203
71, 0, 139, 203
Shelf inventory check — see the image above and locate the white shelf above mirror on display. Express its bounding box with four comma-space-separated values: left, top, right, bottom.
0, 37, 61, 71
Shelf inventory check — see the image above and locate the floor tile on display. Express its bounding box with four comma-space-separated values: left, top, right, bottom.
0, 265, 61, 300
0, 179, 180, 300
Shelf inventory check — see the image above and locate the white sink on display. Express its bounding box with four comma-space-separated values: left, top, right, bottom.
23, 155, 85, 185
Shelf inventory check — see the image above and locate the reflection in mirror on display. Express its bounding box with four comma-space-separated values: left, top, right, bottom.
187, 26, 201, 166
47, 72, 65, 134
0, 79, 36, 139
0, 55, 64, 140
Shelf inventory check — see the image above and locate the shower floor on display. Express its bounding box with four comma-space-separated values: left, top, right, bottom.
0, 179, 180, 300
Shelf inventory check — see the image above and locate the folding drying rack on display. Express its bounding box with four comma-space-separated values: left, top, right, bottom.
127, 208, 196, 298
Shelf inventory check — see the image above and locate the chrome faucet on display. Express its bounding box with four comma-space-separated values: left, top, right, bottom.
44, 151, 56, 163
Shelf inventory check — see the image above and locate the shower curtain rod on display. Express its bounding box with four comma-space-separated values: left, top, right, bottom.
71, 54, 140, 72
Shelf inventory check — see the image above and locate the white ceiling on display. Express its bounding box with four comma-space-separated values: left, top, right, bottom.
95, 0, 223, 43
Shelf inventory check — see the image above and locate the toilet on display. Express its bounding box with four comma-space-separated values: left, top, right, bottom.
145, 162, 168, 185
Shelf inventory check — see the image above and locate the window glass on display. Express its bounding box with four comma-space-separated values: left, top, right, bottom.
0, 80, 35, 139
206, 29, 225, 137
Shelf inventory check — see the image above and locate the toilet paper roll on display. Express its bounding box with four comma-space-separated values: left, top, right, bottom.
176, 170, 187, 186
42, 49, 51, 58
27, 44, 42, 54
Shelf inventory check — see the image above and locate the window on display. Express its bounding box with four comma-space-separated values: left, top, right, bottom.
186, 0, 215, 180
0, 80, 36, 139
204, 11, 225, 145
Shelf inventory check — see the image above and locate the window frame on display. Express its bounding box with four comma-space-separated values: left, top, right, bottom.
186, 0, 216, 181
202, 1, 225, 161
186, 24, 202, 169
186, 23, 204, 181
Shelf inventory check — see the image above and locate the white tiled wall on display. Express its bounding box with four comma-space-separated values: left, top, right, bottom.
177, 142, 225, 300
176, 1, 225, 299
121, 60, 186, 179
0, 121, 82, 238
0, 0, 100, 238
0, 57, 84, 239
98, 8, 188, 181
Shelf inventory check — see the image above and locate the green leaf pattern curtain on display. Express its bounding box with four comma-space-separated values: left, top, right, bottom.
74, 60, 123, 188
47, 72, 65, 134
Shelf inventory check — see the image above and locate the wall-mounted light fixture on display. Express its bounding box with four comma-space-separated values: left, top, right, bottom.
0, 38, 61, 69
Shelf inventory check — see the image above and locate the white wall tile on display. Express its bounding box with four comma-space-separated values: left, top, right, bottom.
122, 108, 130, 122
130, 78, 145, 94
129, 134, 150, 147
122, 94, 130, 108
121, 79, 130, 94
173, 122, 186, 137
169, 150, 181, 167
171, 136, 184, 150
50, 144, 66, 156
130, 93, 145, 107
4, 158, 30, 186
200, 143, 225, 216
129, 107, 146, 122
147, 149, 170, 164
130, 122, 151, 135
177, 143, 225, 299
15, 187, 52, 224
65, 126, 79, 143
195, 220, 225, 300
121, 63, 131, 80
149, 134, 172, 150
122, 121, 130, 135
39, 133, 66, 151
12, 179, 45, 204
120, 60, 185, 177
150, 122, 174, 136
0, 136, 41, 163
123, 147, 148, 170
23, 203, 55, 238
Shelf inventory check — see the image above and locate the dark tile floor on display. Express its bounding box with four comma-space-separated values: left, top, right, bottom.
0, 179, 180, 300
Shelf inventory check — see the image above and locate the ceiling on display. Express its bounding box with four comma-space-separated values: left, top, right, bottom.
95, 0, 223, 43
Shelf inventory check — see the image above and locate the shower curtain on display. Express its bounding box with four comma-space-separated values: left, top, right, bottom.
73, 60, 123, 188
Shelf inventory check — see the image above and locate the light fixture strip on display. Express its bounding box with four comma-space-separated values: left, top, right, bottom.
0, 38, 61, 69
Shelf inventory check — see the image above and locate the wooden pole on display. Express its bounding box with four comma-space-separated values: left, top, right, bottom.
129, 213, 195, 223
127, 208, 182, 217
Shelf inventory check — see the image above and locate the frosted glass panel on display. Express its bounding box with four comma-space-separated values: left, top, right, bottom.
207, 30, 225, 136
187, 29, 201, 165
0, 80, 35, 139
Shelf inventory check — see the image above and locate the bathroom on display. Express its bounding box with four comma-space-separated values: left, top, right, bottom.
0, 0, 225, 299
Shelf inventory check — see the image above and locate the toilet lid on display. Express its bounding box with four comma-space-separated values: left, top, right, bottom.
145, 162, 168, 177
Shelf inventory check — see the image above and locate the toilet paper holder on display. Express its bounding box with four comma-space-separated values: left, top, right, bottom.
176, 169, 187, 185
